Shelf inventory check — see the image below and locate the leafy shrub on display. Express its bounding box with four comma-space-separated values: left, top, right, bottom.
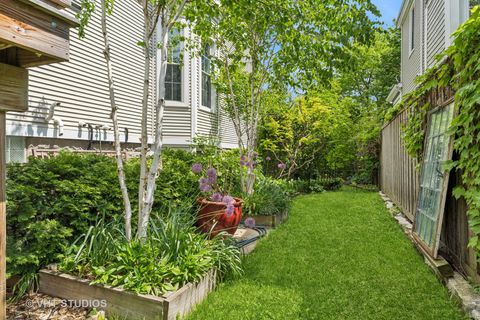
287, 179, 310, 194
60, 211, 242, 296
5, 147, 264, 296
316, 177, 343, 191
6, 153, 122, 292
6, 150, 199, 294
308, 180, 326, 193
125, 148, 200, 212
287, 177, 343, 195
243, 178, 291, 216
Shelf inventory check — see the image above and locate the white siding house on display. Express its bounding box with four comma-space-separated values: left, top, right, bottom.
4, 0, 240, 162
388, 0, 470, 102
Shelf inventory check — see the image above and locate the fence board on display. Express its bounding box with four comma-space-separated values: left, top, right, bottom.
380, 109, 419, 220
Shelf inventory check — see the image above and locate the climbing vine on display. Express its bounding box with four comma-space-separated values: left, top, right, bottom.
387, 7, 480, 254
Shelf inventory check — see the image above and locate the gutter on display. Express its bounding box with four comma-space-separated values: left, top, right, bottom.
397, 0, 414, 27
386, 83, 403, 104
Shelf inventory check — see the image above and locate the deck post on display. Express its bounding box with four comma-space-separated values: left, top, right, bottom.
0, 111, 6, 319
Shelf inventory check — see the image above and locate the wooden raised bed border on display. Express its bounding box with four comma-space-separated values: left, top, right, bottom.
39, 268, 217, 320
244, 211, 288, 228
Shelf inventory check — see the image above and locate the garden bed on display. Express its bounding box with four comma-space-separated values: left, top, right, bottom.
39, 267, 217, 320
243, 211, 288, 228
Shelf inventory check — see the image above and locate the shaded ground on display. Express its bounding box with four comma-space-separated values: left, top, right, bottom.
188, 188, 466, 320
7, 293, 89, 319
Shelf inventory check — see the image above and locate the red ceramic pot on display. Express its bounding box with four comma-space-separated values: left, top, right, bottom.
196, 197, 243, 237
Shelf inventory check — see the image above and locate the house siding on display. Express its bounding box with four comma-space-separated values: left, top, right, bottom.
5, 0, 241, 155
219, 109, 239, 147
6, 0, 154, 144
197, 109, 218, 137
426, 0, 446, 67
400, 0, 423, 95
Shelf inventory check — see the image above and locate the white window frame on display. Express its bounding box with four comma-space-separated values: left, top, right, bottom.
201, 45, 213, 109
199, 44, 217, 113
409, 5, 416, 56
165, 30, 185, 105
162, 27, 189, 107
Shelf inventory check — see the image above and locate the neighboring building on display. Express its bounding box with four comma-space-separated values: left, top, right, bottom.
387, 0, 470, 102
4, 0, 239, 163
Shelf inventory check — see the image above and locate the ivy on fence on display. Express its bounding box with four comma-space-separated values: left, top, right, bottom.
386, 7, 480, 255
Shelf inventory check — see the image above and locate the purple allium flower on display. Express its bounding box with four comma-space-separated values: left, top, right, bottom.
245, 217, 256, 228
200, 183, 212, 192
226, 204, 235, 216
206, 168, 217, 184
247, 160, 255, 170
211, 192, 223, 202
199, 178, 212, 192
278, 163, 287, 170
191, 163, 202, 174
265, 156, 271, 161
207, 175, 217, 184
222, 195, 235, 205
206, 167, 217, 178
240, 155, 247, 166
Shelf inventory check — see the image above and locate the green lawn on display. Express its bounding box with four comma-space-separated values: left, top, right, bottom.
188, 188, 466, 320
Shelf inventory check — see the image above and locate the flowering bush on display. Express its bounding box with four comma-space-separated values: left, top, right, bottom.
192, 164, 237, 215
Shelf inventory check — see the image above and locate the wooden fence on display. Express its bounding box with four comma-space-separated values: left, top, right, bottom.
380, 107, 478, 281
28, 148, 140, 160
380, 109, 419, 221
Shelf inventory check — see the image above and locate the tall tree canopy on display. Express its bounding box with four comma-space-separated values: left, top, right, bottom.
190, 0, 380, 193
259, 27, 401, 183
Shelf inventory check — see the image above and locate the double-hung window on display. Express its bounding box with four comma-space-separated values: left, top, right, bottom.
165, 29, 182, 102
201, 45, 212, 108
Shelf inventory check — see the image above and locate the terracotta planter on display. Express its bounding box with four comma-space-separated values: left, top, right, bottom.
196, 197, 243, 237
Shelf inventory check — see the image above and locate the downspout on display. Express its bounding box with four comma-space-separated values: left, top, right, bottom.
44, 102, 64, 136
87, 124, 94, 150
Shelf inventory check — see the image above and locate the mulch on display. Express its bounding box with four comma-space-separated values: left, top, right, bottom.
7, 293, 90, 320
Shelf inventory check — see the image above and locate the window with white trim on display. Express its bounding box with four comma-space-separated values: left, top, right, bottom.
165, 29, 182, 102
201, 45, 212, 108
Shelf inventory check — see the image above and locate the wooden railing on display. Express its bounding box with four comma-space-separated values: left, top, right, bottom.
28, 148, 141, 160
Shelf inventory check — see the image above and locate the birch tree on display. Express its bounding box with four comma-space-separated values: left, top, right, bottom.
77, 0, 134, 239
136, 0, 190, 239
100, 0, 133, 240
193, 0, 379, 195
78, 0, 200, 239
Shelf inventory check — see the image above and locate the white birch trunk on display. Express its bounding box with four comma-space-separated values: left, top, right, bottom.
137, 23, 169, 239
136, 0, 188, 239
100, 0, 133, 240
138, 3, 152, 227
